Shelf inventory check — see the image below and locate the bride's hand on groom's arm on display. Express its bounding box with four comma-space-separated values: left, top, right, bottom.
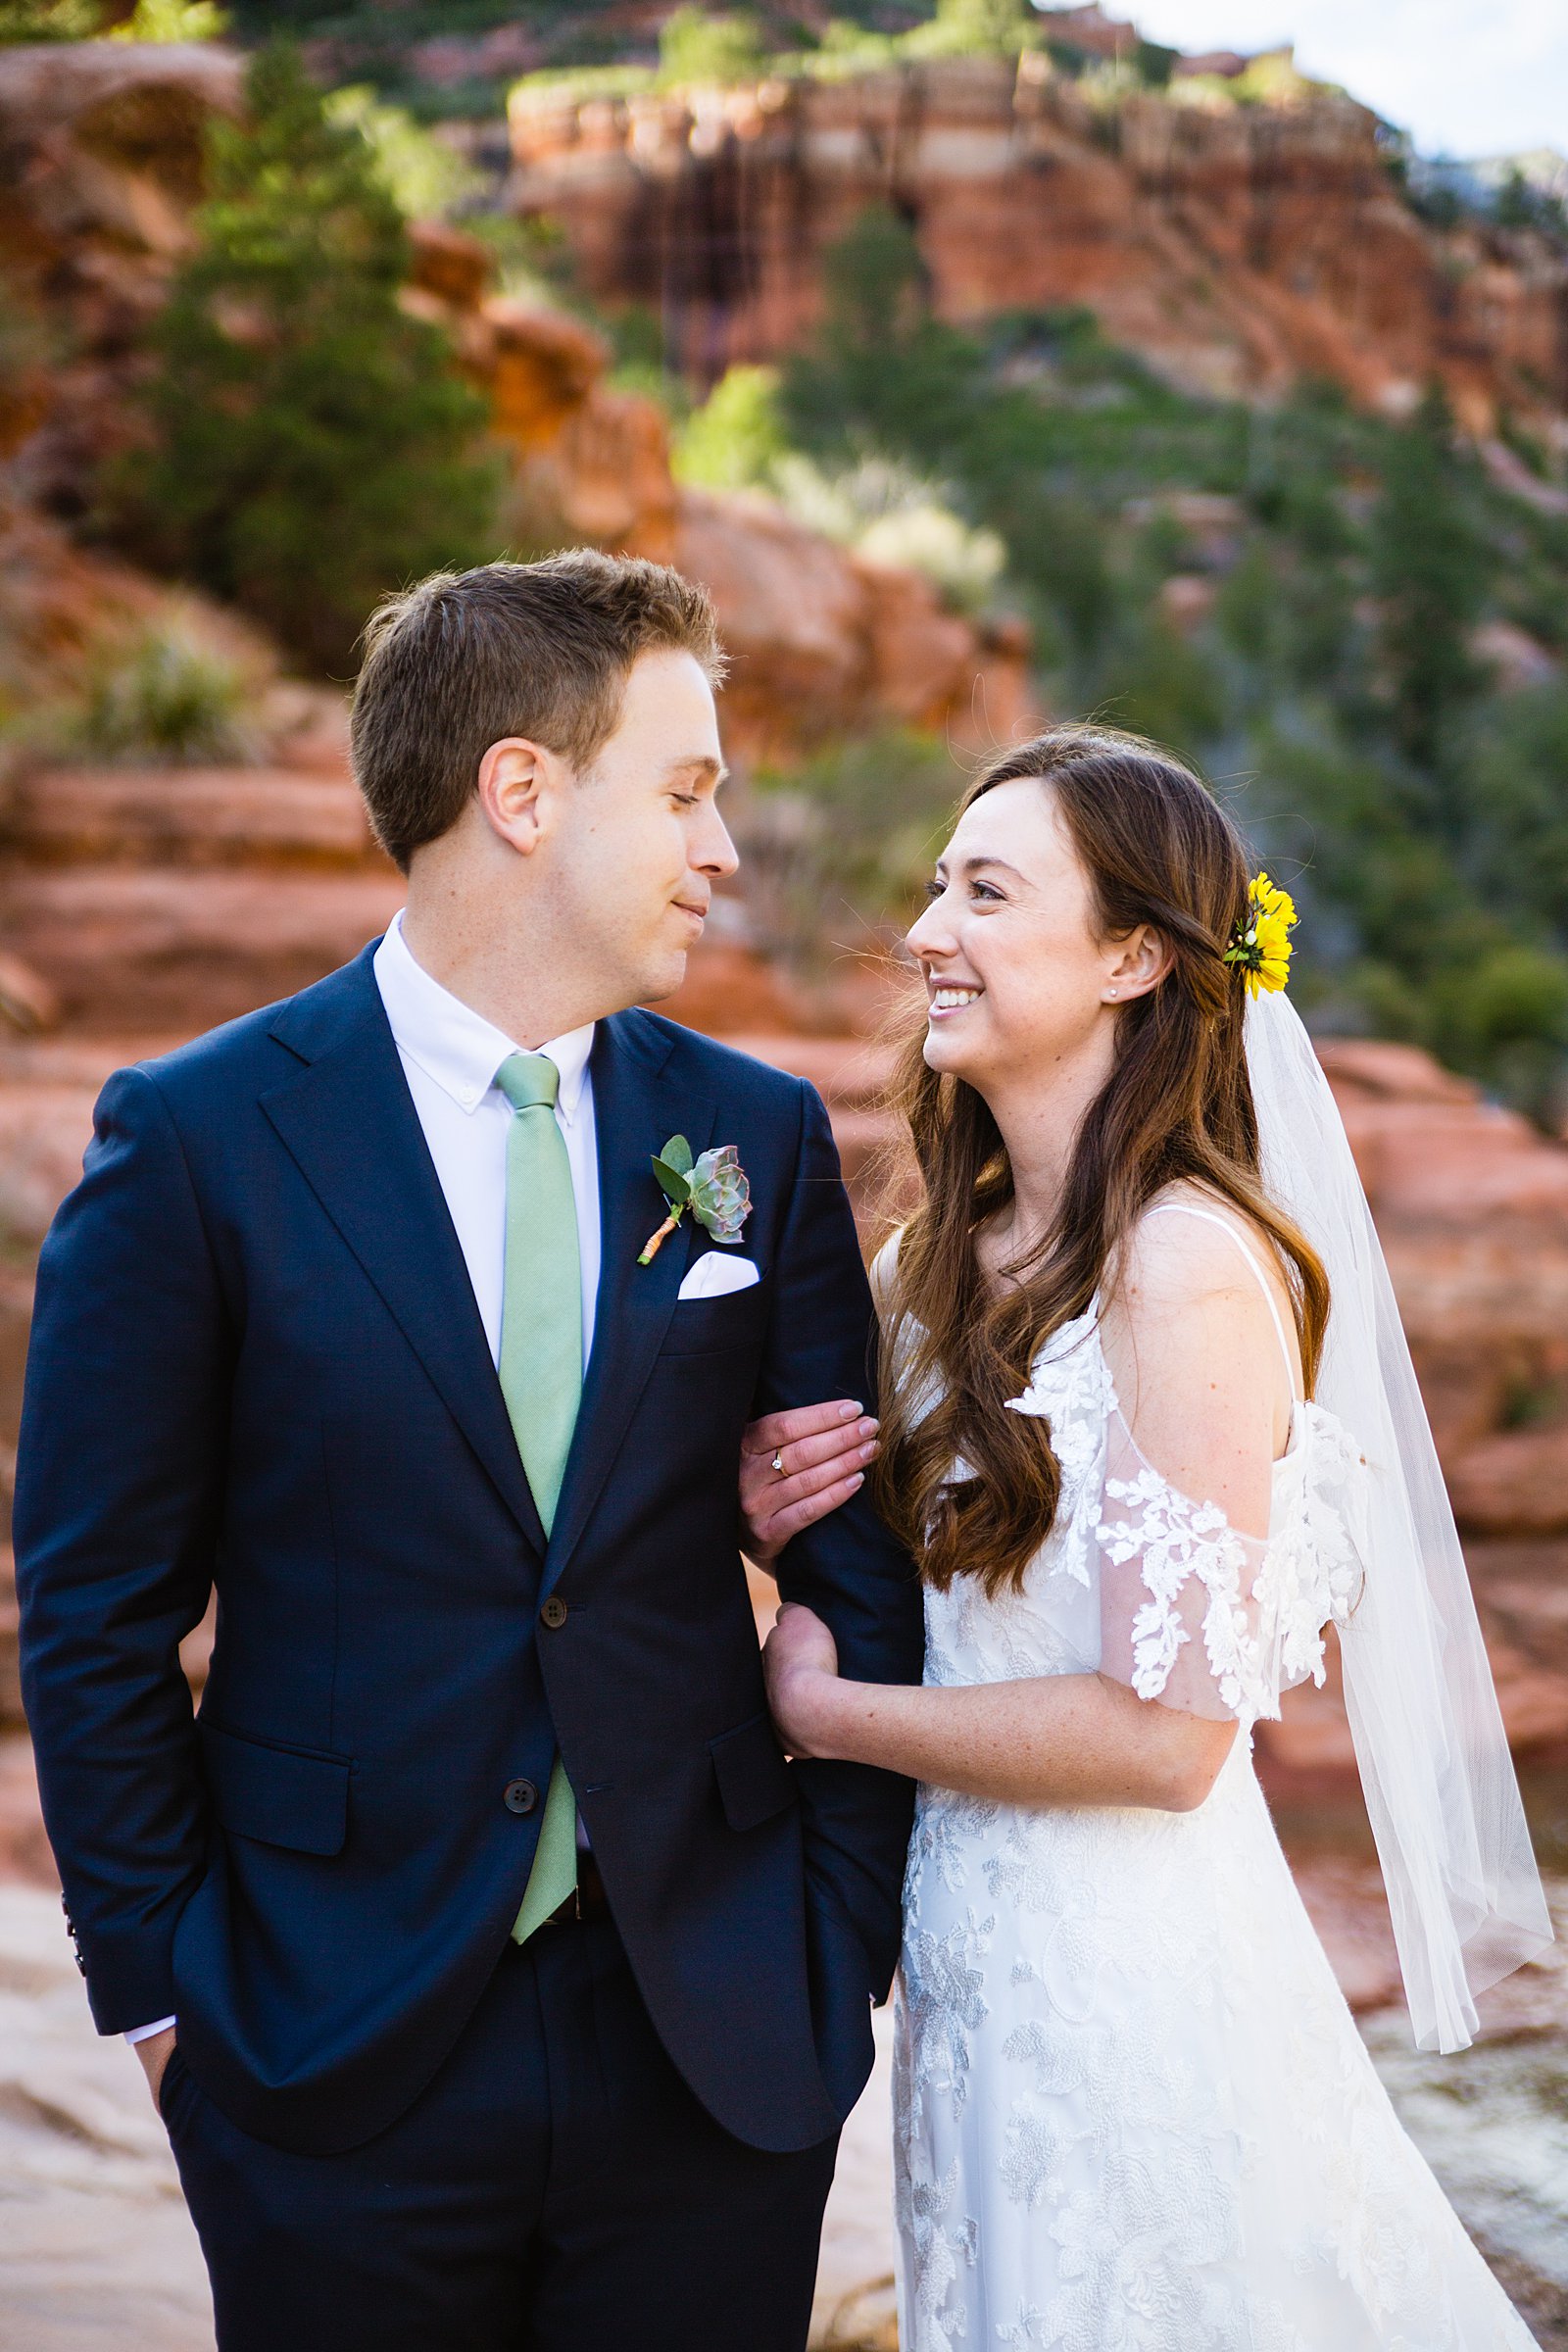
763, 1603, 843, 1757
739, 1401, 879, 1566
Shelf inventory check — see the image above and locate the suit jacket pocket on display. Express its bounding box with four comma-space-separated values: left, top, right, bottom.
662, 1273, 771, 1358
199, 1718, 352, 1856
710, 1711, 796, 1833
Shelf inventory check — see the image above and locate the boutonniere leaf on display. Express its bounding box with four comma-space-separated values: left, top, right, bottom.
639, 1134, 752, 1264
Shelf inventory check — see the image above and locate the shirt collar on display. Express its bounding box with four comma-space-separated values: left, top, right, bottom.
373, 910, 595, 1123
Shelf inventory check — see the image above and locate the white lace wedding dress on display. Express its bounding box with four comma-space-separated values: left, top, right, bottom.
891, 1207, 1538, 2352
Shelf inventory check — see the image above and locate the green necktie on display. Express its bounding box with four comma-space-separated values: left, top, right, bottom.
495, 1051, 582, 1944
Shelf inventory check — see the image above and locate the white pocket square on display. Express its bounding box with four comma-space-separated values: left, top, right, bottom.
677, 1252, 761, 1300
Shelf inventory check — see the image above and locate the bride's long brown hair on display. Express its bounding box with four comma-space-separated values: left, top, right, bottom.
873, 725, 1330, 1599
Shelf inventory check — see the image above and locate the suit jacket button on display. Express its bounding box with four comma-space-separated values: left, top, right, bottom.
503, 1779, 538, 1815
540, 1596, 568, 1629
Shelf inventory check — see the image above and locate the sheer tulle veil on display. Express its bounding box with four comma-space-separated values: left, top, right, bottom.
1246, 987, 1553, 2051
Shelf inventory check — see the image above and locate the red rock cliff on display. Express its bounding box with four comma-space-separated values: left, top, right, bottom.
508, 54, 1568, 431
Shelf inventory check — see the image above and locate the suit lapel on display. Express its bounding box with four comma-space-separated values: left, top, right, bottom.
542, 1012, 715, 1590
261, 953, 548, 1557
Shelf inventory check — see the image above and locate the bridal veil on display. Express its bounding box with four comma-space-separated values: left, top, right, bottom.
1246, 987, 1552, 2051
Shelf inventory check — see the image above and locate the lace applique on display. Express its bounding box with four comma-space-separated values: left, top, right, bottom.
908, 1785, 1003, 1896
1097, 1403, 1371, 1728
1097, 1462, 1271, 1719
899, 1911, 995, 2129
1004, 1309, 1115, 1592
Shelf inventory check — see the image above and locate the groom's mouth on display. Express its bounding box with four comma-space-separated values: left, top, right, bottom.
673, 897, 709, 930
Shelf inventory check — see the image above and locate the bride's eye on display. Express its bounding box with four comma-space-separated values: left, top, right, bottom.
970, 879, 1003, 903
922, 878, 944, 902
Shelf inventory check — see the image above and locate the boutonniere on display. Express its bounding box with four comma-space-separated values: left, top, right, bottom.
639, 1134, 752, 1265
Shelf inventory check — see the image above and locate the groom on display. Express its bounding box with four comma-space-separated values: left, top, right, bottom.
16, 553, 923, 2350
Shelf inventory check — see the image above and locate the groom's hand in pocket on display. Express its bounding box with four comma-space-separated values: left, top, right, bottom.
740, 1400, 879, 1565
132, 2025, 177, 2115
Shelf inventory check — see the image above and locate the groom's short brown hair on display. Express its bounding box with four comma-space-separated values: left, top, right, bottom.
351, 551, 725, 871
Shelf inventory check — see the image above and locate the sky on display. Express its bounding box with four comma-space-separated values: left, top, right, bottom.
1112, 0, 1567, 160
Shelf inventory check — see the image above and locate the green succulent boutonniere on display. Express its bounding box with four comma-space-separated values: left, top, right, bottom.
638, 1134, 752, 1264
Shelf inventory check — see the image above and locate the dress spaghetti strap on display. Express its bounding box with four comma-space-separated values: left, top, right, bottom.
1143, 1200, 1300, 1400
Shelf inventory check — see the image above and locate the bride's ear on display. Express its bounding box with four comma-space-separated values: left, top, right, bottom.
1102, 924, 1172, 1004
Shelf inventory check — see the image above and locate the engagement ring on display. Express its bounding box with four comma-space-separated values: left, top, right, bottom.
771, 1450, 786, 1476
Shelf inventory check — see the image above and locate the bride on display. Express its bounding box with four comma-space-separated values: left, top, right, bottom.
738, 727, 1553, 2351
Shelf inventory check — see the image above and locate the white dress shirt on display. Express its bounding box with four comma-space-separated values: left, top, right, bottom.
124, 913, 601, 2044
371, 909, 600, 1364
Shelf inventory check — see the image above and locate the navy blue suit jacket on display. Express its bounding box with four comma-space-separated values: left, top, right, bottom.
16, 946, 923, 2157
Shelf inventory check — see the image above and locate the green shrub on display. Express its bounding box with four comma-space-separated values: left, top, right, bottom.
904, 0, 1041, 60
769, 453, 1005, 612
673, 366, 787, 490
746, 730, 965, 968
101, 43, 503, 675
857, 501, 1004, 613
658, 7, 768, 86
1432, 943, 1568, 1121
324, 85, 484, 220
0, 0, 103, 34
110, 0, 228, 37
73, 613, 262, 763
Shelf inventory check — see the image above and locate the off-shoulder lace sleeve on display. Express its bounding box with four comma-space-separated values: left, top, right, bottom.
1094, 1410, 1277, 1721
1005, 1198, 1366, 1727
1090, 1403, 1363, 1727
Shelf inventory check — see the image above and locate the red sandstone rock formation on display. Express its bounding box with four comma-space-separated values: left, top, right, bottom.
0, 41, 245, 513
673, 485, 1032, 759
508, 53, 1568, 432
402, 222, 1035, 760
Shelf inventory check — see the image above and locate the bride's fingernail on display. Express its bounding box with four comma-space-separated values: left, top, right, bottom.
838, 1400, 861, 1419
850, 1472, 864, 1490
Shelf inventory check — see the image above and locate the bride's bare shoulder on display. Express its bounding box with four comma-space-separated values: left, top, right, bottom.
1105, 1187, 1295, 1385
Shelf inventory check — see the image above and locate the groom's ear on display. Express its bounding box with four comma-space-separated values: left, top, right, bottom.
475, 735, 563, 858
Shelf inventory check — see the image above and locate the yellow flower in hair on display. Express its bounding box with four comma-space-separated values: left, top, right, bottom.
1225, 870, 1297, 999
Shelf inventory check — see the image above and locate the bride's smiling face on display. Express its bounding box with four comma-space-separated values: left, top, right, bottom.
906, 777, 1148, 1092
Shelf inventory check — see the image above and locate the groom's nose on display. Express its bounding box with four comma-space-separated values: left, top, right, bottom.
694, 798, 739, 879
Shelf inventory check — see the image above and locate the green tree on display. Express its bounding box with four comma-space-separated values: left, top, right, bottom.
103, 44, 501, 673
658, 7, 767, 85
1463, 681, 1568, 937
0, 0, 104, 35
906, 0, 1041, 58
1369, 387, 1492, 775
110, 0, 227, 37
